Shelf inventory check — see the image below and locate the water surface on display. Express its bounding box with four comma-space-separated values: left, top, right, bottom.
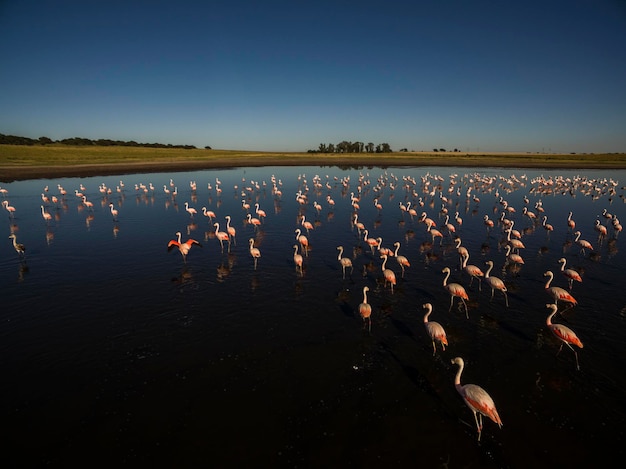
1, 166, 625, 467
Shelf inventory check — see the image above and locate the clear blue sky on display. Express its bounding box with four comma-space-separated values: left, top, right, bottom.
1, 0, 625, 153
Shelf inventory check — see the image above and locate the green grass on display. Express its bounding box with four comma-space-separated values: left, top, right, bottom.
1, 144, 625, 174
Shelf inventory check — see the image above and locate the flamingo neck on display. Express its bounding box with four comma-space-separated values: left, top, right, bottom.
485, 262, 493, 277
454, 361, 464, 385
546, 305, 558, 325
443, 269, 451, 286
544, 272, 553, 288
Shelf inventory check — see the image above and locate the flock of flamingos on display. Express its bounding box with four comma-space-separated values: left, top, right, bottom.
2, 169, 624, 440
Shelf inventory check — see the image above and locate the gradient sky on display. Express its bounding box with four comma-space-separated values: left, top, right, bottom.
1, 0, 625, 153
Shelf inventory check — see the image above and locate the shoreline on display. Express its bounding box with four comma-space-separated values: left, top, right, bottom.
2, 152, 626, 182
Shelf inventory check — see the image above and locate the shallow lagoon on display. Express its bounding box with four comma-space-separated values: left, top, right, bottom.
1, 165, 625, 467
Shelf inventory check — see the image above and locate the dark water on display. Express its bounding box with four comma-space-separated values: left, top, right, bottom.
1, 166, 625, 467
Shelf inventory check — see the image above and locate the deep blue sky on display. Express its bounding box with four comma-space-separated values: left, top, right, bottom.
1, 0, 625, 153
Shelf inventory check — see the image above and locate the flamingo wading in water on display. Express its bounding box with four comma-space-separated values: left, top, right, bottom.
442, 267, 469, 318
336, 246, 353, 279
167, 231, 202, 263
451, 357, 503, 441
422, 303, 448, 355
484, 260, 508, 307
544, 270, 577, 309
249, 238, 261, 270
545, 303, 583, 370
380, 254, 396, 294
8, 234, 25, 257
358, 286, 372, 332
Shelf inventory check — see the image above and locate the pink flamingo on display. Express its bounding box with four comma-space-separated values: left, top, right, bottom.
546, 303, 583, 370
337, 246, 353, 279
422, 303, 448, 355
2, 200, 16, 217
248, 238, 261, 270
184, 202, 197, 218
484, 260, 508, 307
359, 286, 372, 332
393, 242, 410, 276
167, 231, 202, 263
225, 215, 237, 245
293, 244, 303, 275
574, 231, 593, 255
451, 357, 502, 441
461, 252, 484, 291
544, 270, 577, 308
558, 257, 582, 290
363, 229, 379, 255
40, 205, 52, 223
442, 267, 469, 318
295, 229, 309, 256
380, 254, 396, 294
214, 222, 231, 252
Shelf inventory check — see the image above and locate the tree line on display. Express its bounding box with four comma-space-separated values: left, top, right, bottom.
308, 141, 393, 153
0, 133, 201, 150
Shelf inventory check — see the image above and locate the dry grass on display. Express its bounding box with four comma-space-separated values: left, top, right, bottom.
1, 144, 625, 181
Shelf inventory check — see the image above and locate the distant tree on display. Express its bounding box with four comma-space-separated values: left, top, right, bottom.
433, 148, 438, 152
39, 136, 53, 145
327, 143, 335, 153
318, 143, 327, 153
381, 143, 392, 153
204, 146, 212, 150
439, 148, 446, 152
366, 142, 374, 153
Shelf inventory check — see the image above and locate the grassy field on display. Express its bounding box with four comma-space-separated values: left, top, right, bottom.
1, 144, 625, 181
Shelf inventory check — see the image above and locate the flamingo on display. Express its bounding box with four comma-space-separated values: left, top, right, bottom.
337, 246, 353, 279
442, 267, 469, 318
504, 244, 524, 266
567, 211, 576, 231
2, 200, 16, 217
255, 203, 266, 220
295, 228, 309, 256
248, 238, 261, 269
301, 215, 314, 233
594, 219, 607, 240
422, 303, 448, 355
455, 237, 469, 265
225, 215, 237, 244
393, 242, 410, 276
353, 213, 365, 234
293, 244, 303, 275
427, 220, 443, 246
507, 226, 525, 253
542, 215, 554, 236
483, 214, 494, 232
363, 229, 379, 255
247, 213, 261, 230
451, 357, 503, 441
184, 202, 197, 218
484, 260, 508, 307
461, 252, 484, 291
358, 286, 372, 332
167, 231, 202, 263
81, 196, 94, 210
8, 234, 25, 256
40, 205, 52, 223
380, 254, 396, 294
109, 203, 118, 221
214, 222, 231, 252
544, 270, 577, 308
558, 258, 582, 290
546, 303, 583, 370
574, 231, 593, 255
201, 207, 216, 222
